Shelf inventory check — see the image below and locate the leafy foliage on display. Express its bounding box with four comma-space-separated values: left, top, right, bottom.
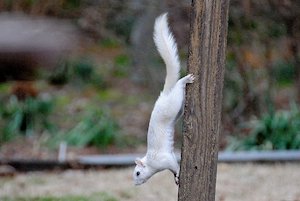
272, 60, 295, 86
48, 61, 71, 85
0, 96, 55, 144
49, 57, 105, 88
99, 38, 121, 48
50, 108, 118, 148
113, 54, 131, 77
228, 104, 300, 150
73, 57, 95, 82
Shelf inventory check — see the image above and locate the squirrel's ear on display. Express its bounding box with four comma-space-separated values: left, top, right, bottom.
135, 158, 145, 167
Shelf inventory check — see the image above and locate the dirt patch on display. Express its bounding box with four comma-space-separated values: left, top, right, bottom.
1, 163, 300, 201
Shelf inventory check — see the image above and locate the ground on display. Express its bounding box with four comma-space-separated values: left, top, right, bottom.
1, 163, 300, 201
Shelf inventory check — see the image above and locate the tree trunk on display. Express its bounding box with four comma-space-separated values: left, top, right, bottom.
178, 0, 230, 201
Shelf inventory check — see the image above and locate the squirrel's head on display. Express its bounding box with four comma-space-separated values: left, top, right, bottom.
133, 158, 152, 185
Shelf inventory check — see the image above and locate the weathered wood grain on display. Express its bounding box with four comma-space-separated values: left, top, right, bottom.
178, 0, 230, 201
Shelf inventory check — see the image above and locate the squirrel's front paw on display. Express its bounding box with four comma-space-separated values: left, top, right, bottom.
182, 74, 195, 84
174, 173, 179, 185
184, 74, 195, 84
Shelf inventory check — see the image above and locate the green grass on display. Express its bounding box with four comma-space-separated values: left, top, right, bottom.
1, 192, 118, 201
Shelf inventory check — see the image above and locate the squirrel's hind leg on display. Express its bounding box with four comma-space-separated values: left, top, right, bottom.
167, 153, 180, 185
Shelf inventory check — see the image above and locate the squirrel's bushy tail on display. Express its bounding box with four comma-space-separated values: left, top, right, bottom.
153, 13, 180, 93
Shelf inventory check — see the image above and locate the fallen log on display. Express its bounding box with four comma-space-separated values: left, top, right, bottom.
1, 150, 300, 172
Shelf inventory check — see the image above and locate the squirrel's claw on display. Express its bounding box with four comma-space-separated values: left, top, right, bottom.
174, 173, 179, 185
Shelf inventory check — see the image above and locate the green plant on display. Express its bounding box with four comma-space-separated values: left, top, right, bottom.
106, 15, 135, 43
49, 60, 71, 85
113, 54, 131, 77
62, 0, 82, 10
72, 57, 106, 88
99, 38, 121, 48
49, 57, 106, 89
73, 58, 94, 82
228, 104, 300, 150
272, 60, 295, 86
51, 108, 118, 148
0, 96, 55, 144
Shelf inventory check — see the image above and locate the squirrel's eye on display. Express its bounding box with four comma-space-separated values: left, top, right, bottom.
136, 171, 140, 176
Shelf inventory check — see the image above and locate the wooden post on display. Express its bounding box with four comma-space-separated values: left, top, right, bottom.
178, 0, 230, 201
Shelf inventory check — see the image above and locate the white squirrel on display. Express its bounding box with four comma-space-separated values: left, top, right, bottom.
133, 13, 194, 185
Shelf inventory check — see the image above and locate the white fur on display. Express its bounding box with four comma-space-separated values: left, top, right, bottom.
133, 13, 194, 186
153, 13, 180, 93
